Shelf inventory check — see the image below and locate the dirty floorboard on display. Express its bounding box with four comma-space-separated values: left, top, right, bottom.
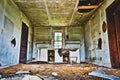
0, 63, 120, 80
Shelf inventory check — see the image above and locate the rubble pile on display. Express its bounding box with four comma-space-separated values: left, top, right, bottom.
0, 63, 117, 80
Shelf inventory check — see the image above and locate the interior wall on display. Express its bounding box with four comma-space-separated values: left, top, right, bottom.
0, 0, 33, 66
33, 26, 85, 61
84, 0, 115, 67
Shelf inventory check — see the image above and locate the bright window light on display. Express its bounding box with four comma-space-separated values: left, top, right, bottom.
54, 32, 62, 48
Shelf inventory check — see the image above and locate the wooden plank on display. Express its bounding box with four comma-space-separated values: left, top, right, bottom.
78, 5, 97, 9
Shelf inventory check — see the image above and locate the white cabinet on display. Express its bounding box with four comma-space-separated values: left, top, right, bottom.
39, 48, 80, 63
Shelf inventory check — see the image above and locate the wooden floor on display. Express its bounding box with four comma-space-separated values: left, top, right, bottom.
0, 63, 119, 80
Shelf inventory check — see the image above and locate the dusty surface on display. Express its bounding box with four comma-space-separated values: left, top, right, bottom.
104, 69, 120, 77
0, 63, 117, 80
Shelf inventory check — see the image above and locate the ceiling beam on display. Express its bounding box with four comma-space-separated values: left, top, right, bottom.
78, 5, 98, 9
69, 0, 79, 26
43, 0, 51, 26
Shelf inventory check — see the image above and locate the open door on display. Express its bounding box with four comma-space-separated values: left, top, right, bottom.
106, 0, 120, 68
19, 22, 29, 63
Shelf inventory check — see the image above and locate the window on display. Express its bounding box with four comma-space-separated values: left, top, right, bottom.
54, 32, 62, 48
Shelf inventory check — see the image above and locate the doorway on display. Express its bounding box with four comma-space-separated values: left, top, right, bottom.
106, 0, 120, 68
19, 22, 29, 63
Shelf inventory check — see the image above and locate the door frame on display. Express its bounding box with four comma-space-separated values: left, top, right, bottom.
106, 0, 120, 68
19, 22, 29, 63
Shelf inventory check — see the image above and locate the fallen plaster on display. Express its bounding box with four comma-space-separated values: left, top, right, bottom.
89, 70, 120, 80
0, 75, 44, 80
16, 71, 30, 74
0, 63, 112, 80
22, 75, 42, 80
0, 71, 55, 80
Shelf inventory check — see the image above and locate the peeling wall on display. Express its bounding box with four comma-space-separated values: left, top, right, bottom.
33, 26, 85, 61
84, 0, 115, 67
0, 0, 33, 66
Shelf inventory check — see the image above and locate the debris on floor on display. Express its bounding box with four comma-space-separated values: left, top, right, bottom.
0, 75, 23, 80
104, 69, 120, 77
22, 75, 42, 80
0, 75, 43, 80
89, 70, 120, 80
51, 72, 58, 77
16, 71, 30, 74
67, 64, 73, 67
38, 75, 55, 80
0, 63, 119, 80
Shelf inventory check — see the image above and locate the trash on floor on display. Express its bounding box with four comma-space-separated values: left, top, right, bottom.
22, 75, 42, 80
51, 72, 58, 77
0, 63, 113, 80
89, 70, 120, 80
16, 71, 30, 74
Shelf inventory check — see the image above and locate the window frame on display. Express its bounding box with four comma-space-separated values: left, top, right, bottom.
52, 30, 64, 48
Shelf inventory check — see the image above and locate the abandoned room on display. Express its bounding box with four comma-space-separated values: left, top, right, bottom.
0, 0, 120, 80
